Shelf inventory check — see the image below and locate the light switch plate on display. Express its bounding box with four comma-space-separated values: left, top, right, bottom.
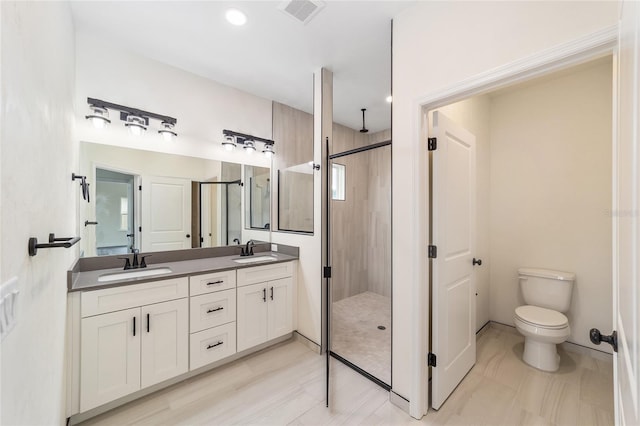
1, 277, 19, 341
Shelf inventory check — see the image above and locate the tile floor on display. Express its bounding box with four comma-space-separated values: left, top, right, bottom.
331, 291, 391, 385
78, 324, 614, 426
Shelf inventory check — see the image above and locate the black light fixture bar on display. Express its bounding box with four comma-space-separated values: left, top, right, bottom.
223, 129, 274, 146
87, 97, 177, 125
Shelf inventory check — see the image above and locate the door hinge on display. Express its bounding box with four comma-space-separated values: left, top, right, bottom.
428, 245, 437, 259
428, 352, 437, 367
323, 266, 332, 279
138, 226, 142, 232
428, 137, 437, 151
139, 185, 142, 191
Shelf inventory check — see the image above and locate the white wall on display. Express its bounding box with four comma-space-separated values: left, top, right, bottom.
0, 2, 76, 424
433, 96, 492, 332
392, 0, 617, 405
489, 60, 613, 352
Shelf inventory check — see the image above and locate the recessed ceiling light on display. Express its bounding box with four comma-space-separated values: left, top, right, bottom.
226, 9, 247, 26
386, 95, 393, 103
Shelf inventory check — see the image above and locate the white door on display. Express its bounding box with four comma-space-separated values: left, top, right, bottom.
614, 2, 640, 424
141, 299, 189, 388
141, 176, 191, 252
430, 111, 477, 409
268, 277, 293, 339
80, 308, 140, 411
237, 283, 268, 351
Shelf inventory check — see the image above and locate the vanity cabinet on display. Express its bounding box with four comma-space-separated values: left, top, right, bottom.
237, 262, 294, 352
79, 278, 189, 412
188, 271, 237, 370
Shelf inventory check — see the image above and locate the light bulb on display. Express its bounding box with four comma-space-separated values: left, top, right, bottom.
243, 140, 256, 155
125, 115, 146, 137
161, 132, 173, 142
92, 116, 106, 129
158, 121, 177, 141
129, 125, 143, 137
224, 143, 235, 151
85, 105, 110, 129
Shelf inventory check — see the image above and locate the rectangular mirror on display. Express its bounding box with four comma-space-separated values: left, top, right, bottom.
244, 165, 271, 230
79, 142, 267, 256
278, 164, 314, 233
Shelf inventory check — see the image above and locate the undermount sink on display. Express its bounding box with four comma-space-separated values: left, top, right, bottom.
98, 267, 173, 283
233, 255, 278, 264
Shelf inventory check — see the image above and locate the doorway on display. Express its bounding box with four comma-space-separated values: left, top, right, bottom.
95, 168, 137, 255
427, 56, 614, 410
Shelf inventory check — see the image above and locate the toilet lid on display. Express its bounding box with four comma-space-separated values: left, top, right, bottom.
515, 305, 568, 329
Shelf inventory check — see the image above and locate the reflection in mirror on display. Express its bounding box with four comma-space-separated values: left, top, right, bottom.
79, 142, 262, 256
271, 102, 314, 234
244, 165, 270, 230
278, 164, 314, 233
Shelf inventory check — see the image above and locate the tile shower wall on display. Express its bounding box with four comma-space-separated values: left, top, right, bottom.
0, 2, 77, 424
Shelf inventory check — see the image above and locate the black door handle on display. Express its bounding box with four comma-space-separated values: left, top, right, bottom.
473, 258, 482, 266
589, 328, 618, 352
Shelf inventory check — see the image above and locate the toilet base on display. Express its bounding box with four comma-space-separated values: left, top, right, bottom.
522, 338, 560, 372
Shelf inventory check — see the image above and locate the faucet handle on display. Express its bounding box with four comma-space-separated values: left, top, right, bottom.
117, 257, 132, 270
140, 255, 151, 268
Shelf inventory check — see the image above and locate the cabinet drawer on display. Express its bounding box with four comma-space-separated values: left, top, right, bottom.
236, 262, 294, 287
81, 277, 188, 318
189, 270, 236, 296
190, 289, 236, 333
189, 322, 236, 370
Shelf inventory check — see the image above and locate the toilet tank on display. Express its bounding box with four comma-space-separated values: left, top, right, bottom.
518, 268, 575, 312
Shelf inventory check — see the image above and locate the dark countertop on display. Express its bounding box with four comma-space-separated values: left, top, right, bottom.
69, 251, 298, 292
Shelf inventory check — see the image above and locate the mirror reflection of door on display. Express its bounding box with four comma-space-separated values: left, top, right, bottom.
95, 168, 137, 255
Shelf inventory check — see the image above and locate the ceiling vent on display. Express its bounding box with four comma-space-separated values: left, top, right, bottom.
279, 0, 325, 25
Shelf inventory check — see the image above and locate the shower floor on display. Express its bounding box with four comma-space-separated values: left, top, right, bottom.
331, 291, 391, 385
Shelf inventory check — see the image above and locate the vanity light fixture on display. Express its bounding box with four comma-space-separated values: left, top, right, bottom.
158, 121, 177, 142
85, 97, 178, 141
222, 134, 236, 151
222, 129, 275, 157
243, 140, 256, 155
262, 143, 275, 158
125, 114, 147, 136
85, 105, 111, 129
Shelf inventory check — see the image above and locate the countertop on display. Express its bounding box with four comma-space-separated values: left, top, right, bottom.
69, 251, 298, 292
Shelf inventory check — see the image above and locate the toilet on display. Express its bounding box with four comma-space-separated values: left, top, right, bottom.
514, 267, 575, 372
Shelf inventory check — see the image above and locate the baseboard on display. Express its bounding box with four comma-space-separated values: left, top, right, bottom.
389, 391, 410, 414
486, 321, 613, 360
293, 331, 321, 354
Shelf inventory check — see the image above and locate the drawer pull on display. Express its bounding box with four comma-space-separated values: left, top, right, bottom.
263, 288, 266, 302
206, 306, 224, 314
207, 280, 224, 286
133, 316, 136, 337
206, 341, 224, 350
270, 286, 274, 300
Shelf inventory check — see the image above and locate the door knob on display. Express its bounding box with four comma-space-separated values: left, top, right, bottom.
186, 234, 191, 238
589, 328, 618, 352
472, 258, 482, 266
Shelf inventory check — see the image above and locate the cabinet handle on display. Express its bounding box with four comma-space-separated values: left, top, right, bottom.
270, 286, 274, 300
207, 280, 224, 286
133, 316, 136, 337
263, 288, 266, 302
206, 341, 224, 350
207, 306, 224, 314
147, 313, 150, 333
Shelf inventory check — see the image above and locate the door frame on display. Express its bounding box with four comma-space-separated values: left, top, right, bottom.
408, 25, 618, 418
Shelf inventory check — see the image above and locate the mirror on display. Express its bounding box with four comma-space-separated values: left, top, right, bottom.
244, 165, 271, 231
277, 164, 314, 233
79, 142, 268, 257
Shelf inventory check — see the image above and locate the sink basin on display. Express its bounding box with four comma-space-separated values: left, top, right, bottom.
233, 255, 278, 264
98, 267, 173, 283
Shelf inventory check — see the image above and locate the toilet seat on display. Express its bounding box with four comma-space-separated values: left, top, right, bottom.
515, 305, 568, 330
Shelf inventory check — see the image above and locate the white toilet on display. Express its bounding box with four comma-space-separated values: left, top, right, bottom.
514, 267, 575, 372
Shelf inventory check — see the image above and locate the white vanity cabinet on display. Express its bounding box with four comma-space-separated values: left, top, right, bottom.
237, 262, 294, 352
79, 277, 189, 412
188, 270, 237, 370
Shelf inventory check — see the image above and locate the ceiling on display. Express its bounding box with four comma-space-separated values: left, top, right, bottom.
70, 1, 415, 133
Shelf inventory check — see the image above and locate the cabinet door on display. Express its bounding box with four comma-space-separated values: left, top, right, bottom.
267, 277, 293, 339
141, 298, 189, 388
81, 308, 140, 412
237, 282, 268, 352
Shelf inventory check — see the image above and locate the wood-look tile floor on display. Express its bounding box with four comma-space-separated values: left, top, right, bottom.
78, 325, 614, 426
